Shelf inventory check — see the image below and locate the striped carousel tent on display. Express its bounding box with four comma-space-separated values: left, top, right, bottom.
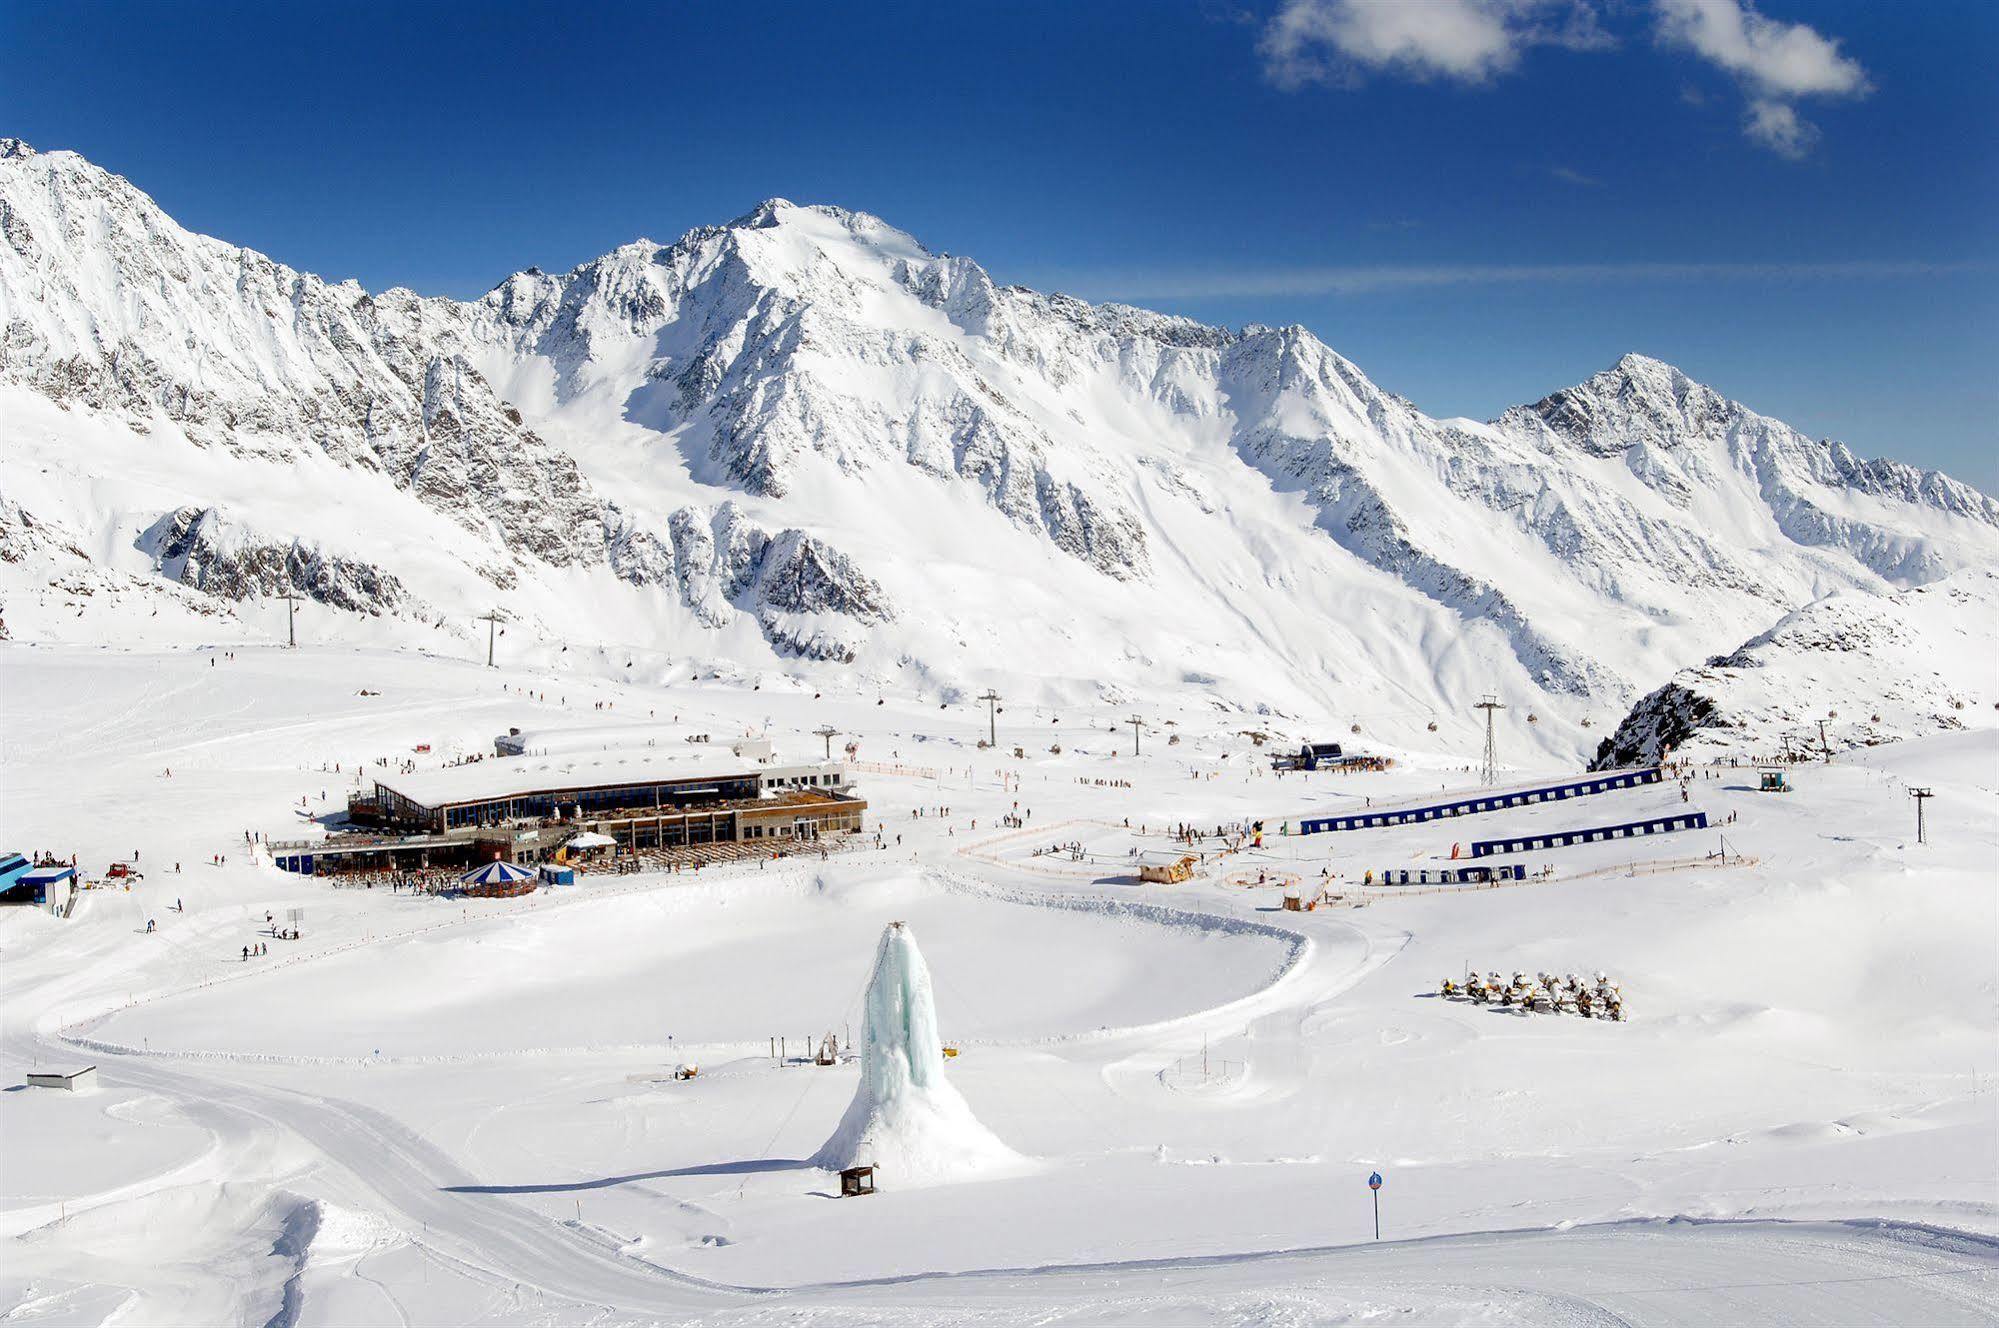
461, 859, 536, 888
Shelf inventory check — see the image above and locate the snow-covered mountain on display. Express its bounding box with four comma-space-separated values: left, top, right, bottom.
3, 138, 1993, 758
1591, 567, 1999, 767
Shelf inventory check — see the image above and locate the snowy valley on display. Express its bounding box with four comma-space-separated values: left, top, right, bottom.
2, 136, 1997, 1327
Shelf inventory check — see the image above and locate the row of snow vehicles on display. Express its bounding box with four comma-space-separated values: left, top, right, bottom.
1440, 970, 1624, 1020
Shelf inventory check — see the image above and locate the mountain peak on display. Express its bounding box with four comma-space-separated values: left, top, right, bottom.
1610, 351, 1678, 378
5, 141, 1993, 732
737, 197, 798, 228
0, 138, 34, 161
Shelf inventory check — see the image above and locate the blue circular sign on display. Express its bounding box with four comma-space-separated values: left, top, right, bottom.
1368, 1171, 1383, 1190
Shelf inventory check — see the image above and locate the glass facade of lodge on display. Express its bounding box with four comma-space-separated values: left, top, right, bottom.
380, 774, 766, 832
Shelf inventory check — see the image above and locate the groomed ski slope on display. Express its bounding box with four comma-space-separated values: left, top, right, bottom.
1, 643, 1994, 1325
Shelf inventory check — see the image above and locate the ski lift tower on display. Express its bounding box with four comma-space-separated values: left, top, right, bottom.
278, 590, 301, 648
977, 689, 1001, 748
476, 609, 507, 668
1910, 787, 1934, 845
814, 725, 840, 761
1127, 714, 1144, 756
1475, 696, 1505, 786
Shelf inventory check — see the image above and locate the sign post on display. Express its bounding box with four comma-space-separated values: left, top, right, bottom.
1368, 1170, 1383, 1240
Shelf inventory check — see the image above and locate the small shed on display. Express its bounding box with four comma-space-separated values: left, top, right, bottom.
539, 864, 576, 886
1, 857, 75, 912
561, 831, 617, 862
1757, 768, 1792, 793
839, 1165, 876, 1197
26, 1066, 97, 1092
22, 865, 77, 914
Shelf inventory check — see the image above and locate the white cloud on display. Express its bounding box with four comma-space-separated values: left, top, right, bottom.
1744, 98, 1816, 158
1256, 0, 1872, 159
1655, 0, 1868, 97
1058, 259, 1990, 302
1655, 0, 1869, 156
1259, 0, 1609, 89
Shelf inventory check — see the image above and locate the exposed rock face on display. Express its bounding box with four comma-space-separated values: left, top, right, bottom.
753, 529, 895, 662
665, 505, 893, 660
0, 497, 223, 640
1591, 685, 1724, 768
137, 508, 414, 616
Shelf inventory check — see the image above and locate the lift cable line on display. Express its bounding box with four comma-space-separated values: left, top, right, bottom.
1475, 696, 1505, 786
977, 689, 1001, 748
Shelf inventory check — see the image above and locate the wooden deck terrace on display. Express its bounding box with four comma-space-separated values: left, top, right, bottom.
266, 829, 470, 856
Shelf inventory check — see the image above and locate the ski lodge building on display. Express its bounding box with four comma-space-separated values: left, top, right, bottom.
271, 749, 866, 877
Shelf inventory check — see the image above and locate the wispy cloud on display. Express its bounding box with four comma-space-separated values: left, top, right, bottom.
1259, 0, 1610, 89
1547, 165, 1602, 187
1055, 259, 1993, 302
1653, 0, 1869, 157
1256, 0, 1872, 157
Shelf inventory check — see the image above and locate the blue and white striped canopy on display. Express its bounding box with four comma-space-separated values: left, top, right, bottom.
460, 859, 536, 886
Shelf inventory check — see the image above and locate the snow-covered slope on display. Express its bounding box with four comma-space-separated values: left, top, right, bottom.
3, 138, 1993, 757
1592, 567, 1999, 766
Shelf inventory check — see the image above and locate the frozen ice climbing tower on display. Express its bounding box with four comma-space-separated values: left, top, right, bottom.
814, 921, 1026, 1185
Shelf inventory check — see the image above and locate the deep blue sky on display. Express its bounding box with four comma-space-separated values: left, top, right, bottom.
5, 0, 1994, 486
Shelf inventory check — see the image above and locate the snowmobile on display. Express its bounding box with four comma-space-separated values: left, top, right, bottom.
1439, 976, 1462, 998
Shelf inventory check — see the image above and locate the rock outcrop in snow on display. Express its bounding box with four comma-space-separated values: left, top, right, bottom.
137, 507, 415, 616
3, 139, 1993, 753
814, 922, 1025, 1185
1593, 568, 1999, 765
